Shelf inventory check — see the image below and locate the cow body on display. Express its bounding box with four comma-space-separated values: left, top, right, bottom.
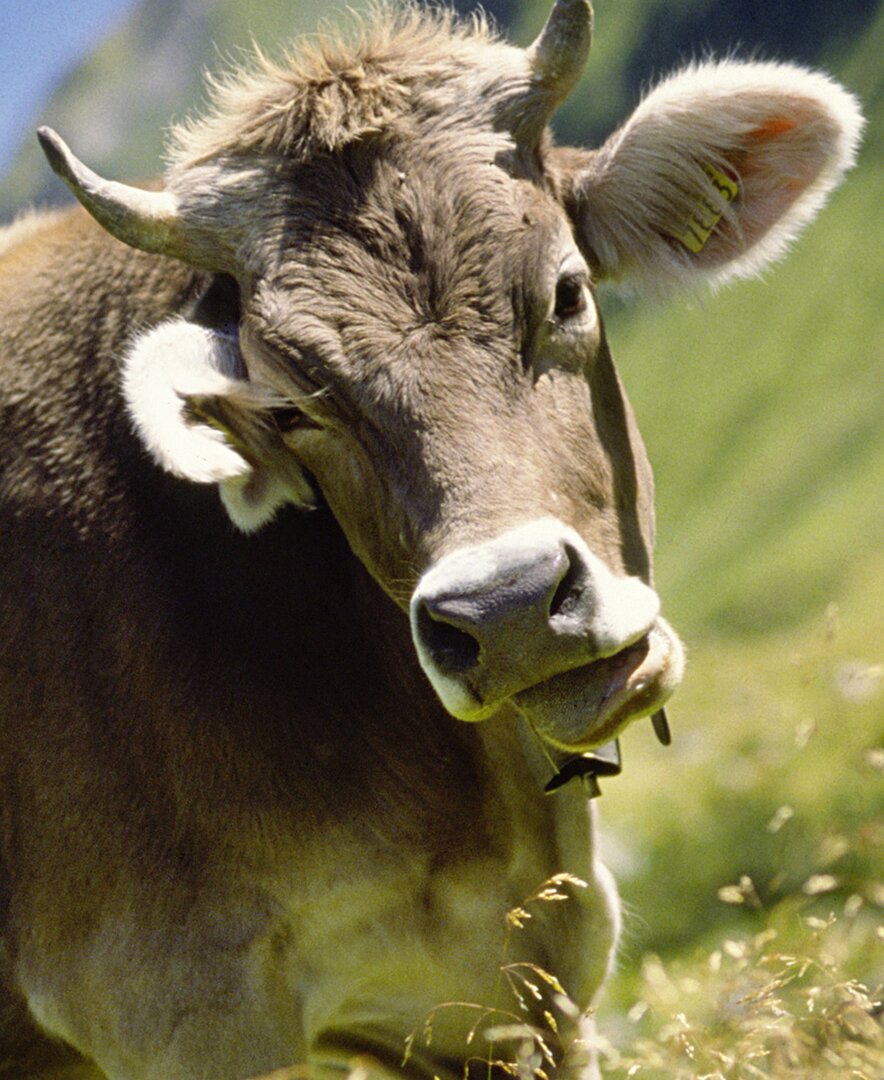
0, 212, 615, 1079
0, 3, 862, 1078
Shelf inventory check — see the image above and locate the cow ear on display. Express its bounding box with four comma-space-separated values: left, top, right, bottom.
556, 60, 864, 293
121, 317, 312, 531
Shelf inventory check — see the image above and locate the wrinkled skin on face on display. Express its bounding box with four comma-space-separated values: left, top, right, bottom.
246, 141, 651, 591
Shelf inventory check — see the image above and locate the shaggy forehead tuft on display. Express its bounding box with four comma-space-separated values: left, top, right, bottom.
166, 3, 526, 169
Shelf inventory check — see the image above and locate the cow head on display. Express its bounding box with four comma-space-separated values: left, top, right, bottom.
41, 1, 862, 751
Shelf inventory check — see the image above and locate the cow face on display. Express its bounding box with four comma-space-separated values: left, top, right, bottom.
42, 2, 862, 749
232, 142, 677, 747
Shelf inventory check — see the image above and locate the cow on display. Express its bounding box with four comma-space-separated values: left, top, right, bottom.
0, 2, 862, 1078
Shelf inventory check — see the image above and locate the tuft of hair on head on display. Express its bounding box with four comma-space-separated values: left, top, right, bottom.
165, 1, 504, 171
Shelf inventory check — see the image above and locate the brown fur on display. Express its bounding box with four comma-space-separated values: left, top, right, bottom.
0, 206, 617, 1078
0, 3, 859, 1077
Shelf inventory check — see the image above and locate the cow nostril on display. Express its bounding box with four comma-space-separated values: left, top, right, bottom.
416, 603, 481, 675
548, 543, 586, 620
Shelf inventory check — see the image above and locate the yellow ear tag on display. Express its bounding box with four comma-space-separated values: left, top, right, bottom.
670, 163, 739, 254
186, 397, 250, 458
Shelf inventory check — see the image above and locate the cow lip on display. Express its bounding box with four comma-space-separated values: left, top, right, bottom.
512, 619, 684, 751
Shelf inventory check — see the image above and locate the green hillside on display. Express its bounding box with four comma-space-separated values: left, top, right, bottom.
615, 168, 883, 640
591, 10, 883, 1064
596, 150, 883, 1038
588, 9, 883, 1067
3, 1, 882, 1074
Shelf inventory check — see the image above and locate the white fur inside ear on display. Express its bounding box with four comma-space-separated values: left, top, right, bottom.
218, 471, 294, 533
122, 318, 252, 483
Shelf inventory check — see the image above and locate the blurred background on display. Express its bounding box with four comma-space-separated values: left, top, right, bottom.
2, 1, 881, 1074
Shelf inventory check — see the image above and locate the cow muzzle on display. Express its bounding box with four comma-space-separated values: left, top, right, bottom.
410, 519, 684, 750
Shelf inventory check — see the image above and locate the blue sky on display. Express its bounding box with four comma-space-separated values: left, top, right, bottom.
0, 0, 139, 175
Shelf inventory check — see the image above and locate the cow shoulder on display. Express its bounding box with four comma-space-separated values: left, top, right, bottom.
0, 208, 204, 535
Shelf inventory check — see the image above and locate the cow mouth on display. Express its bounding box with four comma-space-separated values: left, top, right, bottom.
512, 619, 684, 751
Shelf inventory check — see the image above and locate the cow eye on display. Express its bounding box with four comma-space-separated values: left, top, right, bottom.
273, 406, 319, 434
554, 273, 588, 321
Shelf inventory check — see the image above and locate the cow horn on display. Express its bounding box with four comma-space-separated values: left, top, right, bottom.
527, 0, 593, 103
37, 127, 186, 260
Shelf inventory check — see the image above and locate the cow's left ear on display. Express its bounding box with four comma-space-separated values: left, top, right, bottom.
554, 60, 864, 293
121, 318, 314, 531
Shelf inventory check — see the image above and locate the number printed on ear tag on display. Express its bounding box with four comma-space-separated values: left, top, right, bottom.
670, 163, 739, 254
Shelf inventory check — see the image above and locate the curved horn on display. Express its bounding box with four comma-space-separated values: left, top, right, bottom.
527, 0, 593, 104
38, 127, 185, 259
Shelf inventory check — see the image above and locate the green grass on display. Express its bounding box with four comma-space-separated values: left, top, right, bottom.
591, 130, 884, 1076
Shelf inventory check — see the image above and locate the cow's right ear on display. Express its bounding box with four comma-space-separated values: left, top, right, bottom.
122, 316, 318, 531
121, 317, 255, 486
